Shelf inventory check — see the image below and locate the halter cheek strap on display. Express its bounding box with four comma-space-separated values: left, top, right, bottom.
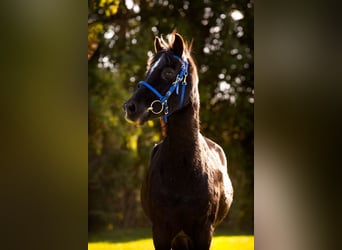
137, 55, 189, 123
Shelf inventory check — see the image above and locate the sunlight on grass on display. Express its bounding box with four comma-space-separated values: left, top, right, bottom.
88, 238, 151, 250
211, 236, 254, 250
88, 235, 254, 250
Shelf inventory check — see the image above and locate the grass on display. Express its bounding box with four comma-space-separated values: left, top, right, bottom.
88, 228, 254, 250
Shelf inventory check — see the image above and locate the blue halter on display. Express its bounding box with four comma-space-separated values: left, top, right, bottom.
137, 55, 189, 122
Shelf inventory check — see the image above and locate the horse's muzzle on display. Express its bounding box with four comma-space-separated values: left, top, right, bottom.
123, 100, 136, 116
123, 99, 150, 125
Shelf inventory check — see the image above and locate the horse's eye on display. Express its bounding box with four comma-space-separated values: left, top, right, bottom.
162, 68, 175, 80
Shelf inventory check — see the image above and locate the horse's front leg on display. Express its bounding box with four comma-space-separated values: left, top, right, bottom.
152, 224, 172, 250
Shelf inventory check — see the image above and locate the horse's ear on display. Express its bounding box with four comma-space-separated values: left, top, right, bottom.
172, 33, 184, 57
154, 37, 163, 53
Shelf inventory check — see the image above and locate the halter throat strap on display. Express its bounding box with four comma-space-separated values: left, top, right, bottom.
137, 55, 189, 122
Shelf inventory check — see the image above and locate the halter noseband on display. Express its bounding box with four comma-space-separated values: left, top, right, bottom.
137, 55, 189, 122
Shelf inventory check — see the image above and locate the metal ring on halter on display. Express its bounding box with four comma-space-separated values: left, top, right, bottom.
147, 100, 164, 114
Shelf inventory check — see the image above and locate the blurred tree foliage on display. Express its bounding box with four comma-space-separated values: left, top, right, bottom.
88, 0, 254, 233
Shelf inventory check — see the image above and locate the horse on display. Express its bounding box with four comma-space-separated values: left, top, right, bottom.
123, 32, 233, 250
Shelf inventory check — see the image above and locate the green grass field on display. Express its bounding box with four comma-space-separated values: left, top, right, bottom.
88, 228, 254, 250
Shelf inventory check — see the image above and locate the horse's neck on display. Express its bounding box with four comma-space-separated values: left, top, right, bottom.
164, 63, 201, 155
164, 103, 200, 153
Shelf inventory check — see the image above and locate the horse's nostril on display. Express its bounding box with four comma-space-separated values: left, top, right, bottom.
127, 102, 136, 113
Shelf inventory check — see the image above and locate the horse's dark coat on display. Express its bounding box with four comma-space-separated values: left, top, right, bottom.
124, 32, 233, 250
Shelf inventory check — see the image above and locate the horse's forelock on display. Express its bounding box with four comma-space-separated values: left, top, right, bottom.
146, 52, 163, 73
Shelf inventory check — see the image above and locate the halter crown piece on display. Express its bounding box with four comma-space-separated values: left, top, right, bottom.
137, 55, 189, 122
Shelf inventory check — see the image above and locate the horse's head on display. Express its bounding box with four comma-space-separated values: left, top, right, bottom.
124, 32, 192, 125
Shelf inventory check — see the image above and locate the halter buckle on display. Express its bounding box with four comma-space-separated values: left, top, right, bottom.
147, 100, 164, 114
183, 72, 188, 85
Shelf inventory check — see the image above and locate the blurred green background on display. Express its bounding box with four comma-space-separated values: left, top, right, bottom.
88, 0, 253, 233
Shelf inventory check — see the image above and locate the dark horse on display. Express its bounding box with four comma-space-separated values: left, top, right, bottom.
124, 32, 233, 250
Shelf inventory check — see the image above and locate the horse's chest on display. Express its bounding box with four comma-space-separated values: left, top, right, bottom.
148, 163, 211, 210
